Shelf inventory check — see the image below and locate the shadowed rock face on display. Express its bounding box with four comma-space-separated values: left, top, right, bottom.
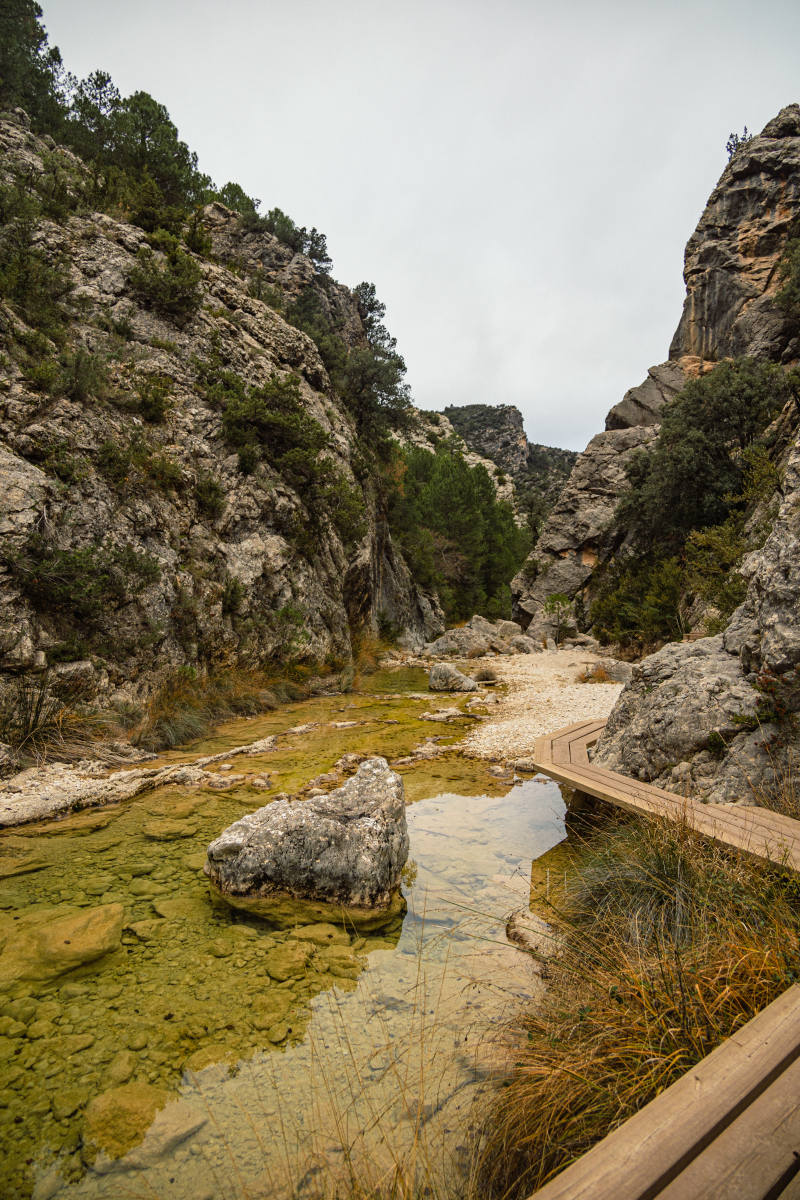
204, 758, 409, 924
512, 104, 800, 636
670, 104, 800, 366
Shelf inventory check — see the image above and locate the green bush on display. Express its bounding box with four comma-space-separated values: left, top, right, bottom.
58, 348, 110, 402
97, 433, 182, 493
128, 243, 203, 318
195, 471, 226, 518
221, 575, 246, 615
183, 207, 212, 256
219, 372, 331, 490
5, 534, 160, 620
616, 359, 787, 551
590, 554, 690, 649
133, 372, 171, 422
0, 184, 73, 339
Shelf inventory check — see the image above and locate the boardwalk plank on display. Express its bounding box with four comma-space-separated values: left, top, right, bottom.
528, 985, 800, 1200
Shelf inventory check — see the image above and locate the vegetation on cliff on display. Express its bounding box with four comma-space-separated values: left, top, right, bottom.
386, 442, 532, 621
591, 359, 793, 650
444, 402, 578, 538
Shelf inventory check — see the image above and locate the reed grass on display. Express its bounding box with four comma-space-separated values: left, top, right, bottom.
125, 663, 331, 751
0, 669, 106, 763
473, 811, 800, 1199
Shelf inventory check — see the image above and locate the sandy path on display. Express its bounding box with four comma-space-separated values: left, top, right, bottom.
457, 650, 623, 761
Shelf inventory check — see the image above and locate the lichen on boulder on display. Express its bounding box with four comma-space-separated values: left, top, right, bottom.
204, 757, 409, 931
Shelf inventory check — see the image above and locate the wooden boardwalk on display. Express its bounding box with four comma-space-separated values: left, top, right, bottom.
532, 719, 800, 873
528, 720, 800, 1199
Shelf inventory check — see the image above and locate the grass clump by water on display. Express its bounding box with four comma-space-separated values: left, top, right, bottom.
475, 811, 800, 1199
121, 664, 326, 751
0, 670, 102, 763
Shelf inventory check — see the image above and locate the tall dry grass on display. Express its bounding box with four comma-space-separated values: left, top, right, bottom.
121, 663, 333, 751
0, 670, 110, 764
473, 811, 800, 1199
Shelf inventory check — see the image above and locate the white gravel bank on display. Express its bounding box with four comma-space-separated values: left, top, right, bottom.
458, 650, 623, 761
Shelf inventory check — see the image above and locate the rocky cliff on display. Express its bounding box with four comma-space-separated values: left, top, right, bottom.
533, 102, 800, 805
512, 104, 800, 638
0, 110, 443, 706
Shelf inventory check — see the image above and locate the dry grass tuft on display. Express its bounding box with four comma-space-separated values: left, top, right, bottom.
473, 812, 800, 1199
0, 670, 109, 764
578, 663, 612, 683
123, 664, 323, 751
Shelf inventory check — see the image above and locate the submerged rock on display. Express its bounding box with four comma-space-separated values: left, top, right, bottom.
83, 1081, 207, 1170
0, 903, 123, 989
428, 663, 479, 692
205, 758, 409, 931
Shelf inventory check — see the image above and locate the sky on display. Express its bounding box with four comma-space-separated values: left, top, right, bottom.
40, 0, 800, 451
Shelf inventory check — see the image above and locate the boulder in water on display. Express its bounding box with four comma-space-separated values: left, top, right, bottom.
428, 662, 479, 691
204, 758, 409, 932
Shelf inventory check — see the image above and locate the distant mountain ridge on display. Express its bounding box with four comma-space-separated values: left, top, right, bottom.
442, 403, 578, 524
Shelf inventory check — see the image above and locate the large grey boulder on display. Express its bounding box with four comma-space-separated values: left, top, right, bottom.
204, 758, 409, 930
509, 635, 541, 654
425, 627, 489, 656
428, 662, 479, 692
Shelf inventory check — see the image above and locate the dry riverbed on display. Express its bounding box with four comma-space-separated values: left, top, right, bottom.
453, 649, 624, 761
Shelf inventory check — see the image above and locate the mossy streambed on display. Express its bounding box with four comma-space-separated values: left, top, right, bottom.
0, 669, 568, 1199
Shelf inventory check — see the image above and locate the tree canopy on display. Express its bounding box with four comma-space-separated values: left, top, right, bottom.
615, 358, 786, 550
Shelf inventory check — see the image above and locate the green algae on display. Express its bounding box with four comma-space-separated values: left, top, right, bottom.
0, 671, 526, 1197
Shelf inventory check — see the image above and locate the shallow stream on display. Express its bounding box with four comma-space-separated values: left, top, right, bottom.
0, 669, 568, 1199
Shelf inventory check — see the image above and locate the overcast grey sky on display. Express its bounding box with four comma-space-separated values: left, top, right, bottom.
42, 0, 800, 450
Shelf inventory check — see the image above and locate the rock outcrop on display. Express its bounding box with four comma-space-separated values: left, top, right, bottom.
513, 104, 800, 637
0, 111, 443, 706
594, 435, 800, 802
424, 613, 533, 658
204, 757, 409, 930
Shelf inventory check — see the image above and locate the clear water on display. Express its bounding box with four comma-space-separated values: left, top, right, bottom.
0, 674, 567, 1199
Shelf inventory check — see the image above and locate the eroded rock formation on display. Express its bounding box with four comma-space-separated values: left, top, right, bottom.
513, 104, 800, 638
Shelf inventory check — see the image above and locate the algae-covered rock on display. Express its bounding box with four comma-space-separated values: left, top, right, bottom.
263, 942, 313, 982
291, 922, 350, 947
51, 1086, 90, 1120
102, 1049, 138, 1087
82, 1082, 169, 1162
0, 903, 123, 988
205, 758, 409, 931
142, 820, 199, 841
152, 896, 211, 923
84, 1083, 207, 1172
250, 991, 293, 1031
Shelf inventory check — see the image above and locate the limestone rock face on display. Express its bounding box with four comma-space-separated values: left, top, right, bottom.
670, 104, 800, 365
513, 104, 800, 630
512, 426, 658, 636
205, 758, 409, 926
0, 112, 441, 697
592, 637, 757, 784
722, 440, 800, 675
428, 663, 480, 692
604, 362, 687, 432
